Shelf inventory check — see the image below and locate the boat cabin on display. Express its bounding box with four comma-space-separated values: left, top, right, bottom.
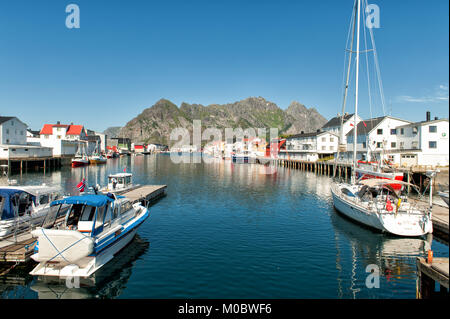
107, 173, 133, 191
45, 194, 134, 237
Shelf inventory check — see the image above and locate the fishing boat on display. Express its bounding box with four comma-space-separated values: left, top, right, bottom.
0, 186, 62, 241
72, 142, 89, 167
29, 193, 149, 278
89, 141, 107, 164
99, 173, 139, 194
330, 0, 433, 237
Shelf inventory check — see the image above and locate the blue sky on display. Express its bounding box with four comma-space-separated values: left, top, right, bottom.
0, 0, 448, 132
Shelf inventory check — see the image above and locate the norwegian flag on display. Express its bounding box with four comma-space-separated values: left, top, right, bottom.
77, 178, 86, 192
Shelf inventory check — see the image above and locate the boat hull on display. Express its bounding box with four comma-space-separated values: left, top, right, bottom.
71, 160, 89, 167
331, 183, 432, 237
30, 206, 149, 278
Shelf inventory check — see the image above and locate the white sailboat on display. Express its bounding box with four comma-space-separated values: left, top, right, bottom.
330, 0, 433, 237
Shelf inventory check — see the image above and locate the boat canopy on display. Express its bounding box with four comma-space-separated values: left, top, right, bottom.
0, 188, 36, 220
51, 194, 124, 207
358, 179, 417, 188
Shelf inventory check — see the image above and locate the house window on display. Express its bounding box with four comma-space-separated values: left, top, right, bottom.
412, 127, 418, 135
330, 137, 334, 142
322, 146, 326, 150
429, 126, 437, 133
429, 141, 437, 149
377, 129, 383, 135
20, 130, 24, 135
6, 129, 9, 134
57, 135, 61, 139
391, 142, 396, 148
44, 135, 49, 139
376, 142, 382, 148
330, 146, 334, 151
362, 142, 366, 148
390, 129, 397, 135
400, 128, 404, 135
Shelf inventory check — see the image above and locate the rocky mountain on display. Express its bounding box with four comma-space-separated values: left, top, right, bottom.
119, 97, 327, 145
103, 126, 122, 138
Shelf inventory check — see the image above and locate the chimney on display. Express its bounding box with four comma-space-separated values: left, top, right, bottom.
57, 121, 60, 125
426, 111, 430, 122
71, 122, 74, 125
434, 117, 438, 121
317, 129, 321, 132
301, 131, 304, 134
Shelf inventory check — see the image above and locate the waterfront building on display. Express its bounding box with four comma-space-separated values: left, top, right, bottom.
321, 113, 362, 137
387, 116, 449, 167
279, 130, 339, 162
0, 117, 52, 160
34, 122, 86, 157
343, 116, 412, 163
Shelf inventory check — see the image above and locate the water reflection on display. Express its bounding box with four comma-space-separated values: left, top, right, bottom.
330, 211, 431, 298
30, 235, 149, 299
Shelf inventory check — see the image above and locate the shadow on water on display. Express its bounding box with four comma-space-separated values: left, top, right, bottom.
28, 235, 149, 299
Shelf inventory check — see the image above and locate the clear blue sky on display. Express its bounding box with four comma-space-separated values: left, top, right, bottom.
0, 0, 448, 132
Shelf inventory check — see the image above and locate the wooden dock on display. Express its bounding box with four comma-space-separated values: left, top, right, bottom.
121, 185, 167, 207
0, 237, 37, 265
431, 205, 449, 242
416, 257, 449, 299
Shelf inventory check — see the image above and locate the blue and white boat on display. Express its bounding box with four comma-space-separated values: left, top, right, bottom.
29, 193, 149, 278
0, 186, 62, 242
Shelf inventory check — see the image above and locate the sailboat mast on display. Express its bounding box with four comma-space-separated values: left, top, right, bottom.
352, 0, 361, 183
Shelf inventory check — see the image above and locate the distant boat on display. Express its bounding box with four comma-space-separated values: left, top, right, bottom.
30, 193, 149, 278
89, 141, 107, 164
99, 173, 139, 194
232, 151, 255, 163
72, 142, 89, 167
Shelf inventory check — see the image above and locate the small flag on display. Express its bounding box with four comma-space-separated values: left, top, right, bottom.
77, 178, 86, 192
123, 166, 127, 173
363, 121, 367, 127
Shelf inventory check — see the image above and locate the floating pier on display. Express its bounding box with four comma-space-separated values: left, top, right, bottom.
121, 185, 167, 207
416, 257, 449, 299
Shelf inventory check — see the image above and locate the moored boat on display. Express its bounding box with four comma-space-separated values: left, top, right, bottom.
89, 155, 107, 164
29, 193, 149, 278
99, 173, 139, 194
0, 186, 63, 241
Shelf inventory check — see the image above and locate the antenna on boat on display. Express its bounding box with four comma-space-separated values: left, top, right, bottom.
352, 0, 361, 184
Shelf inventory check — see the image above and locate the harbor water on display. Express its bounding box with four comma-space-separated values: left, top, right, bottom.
1, 154, 448, 299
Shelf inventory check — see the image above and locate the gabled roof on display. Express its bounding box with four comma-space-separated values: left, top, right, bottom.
345, 116, 411, 136
287, 130, 338, 140
396, 118, 449, 128
39, 123, 85, 136
0, 116, 15, 125
322, 113, 354, 129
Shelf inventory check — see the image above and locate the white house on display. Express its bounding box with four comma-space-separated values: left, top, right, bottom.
0, 116, 27, 145
321, 113, 362, 138
388, 118, 449, 167
34, 122, 87, 157
280, 130, 339, 162
0, 117, 52, 160
344, 116, 412, 163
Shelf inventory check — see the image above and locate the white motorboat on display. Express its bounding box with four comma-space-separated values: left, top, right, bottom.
331, 0, 433, 237
29, 193, 149, 278
99, 173, 139, 194
0, 185, 62, 241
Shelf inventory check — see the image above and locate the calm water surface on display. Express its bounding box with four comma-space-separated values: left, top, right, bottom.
0, 154, 448, 299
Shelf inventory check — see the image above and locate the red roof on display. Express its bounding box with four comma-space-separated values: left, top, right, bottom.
39, 123, 84, 136
66, 125, 84, 135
